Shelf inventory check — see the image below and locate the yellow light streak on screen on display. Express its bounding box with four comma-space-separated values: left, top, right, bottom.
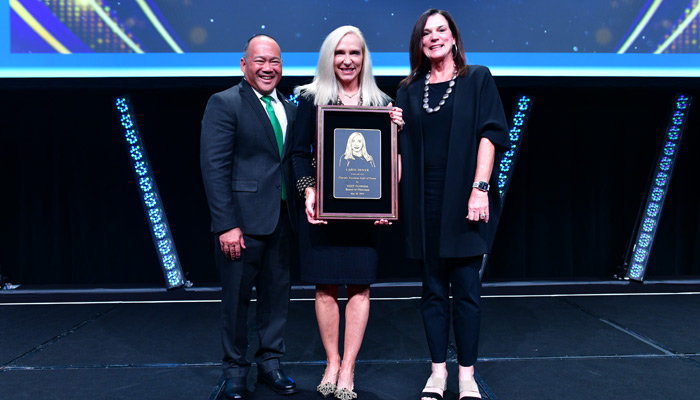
655, 3, 700, 54
10, 0, 71, 54
86, 0, 144, 54
135, 0, 184, 53
617, 0, 664, 54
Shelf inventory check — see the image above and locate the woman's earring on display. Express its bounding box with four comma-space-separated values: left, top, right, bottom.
452, 43, 458, 58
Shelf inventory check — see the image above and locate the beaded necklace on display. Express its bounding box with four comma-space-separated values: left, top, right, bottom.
423, 67, 457, 114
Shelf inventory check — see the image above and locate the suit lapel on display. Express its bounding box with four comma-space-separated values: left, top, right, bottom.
279, 89, 296, 159
240, 80, 280, 155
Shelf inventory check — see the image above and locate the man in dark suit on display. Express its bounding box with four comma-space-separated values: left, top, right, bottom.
200, 34, 297, 399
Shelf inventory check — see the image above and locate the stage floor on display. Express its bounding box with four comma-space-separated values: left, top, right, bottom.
1, 283, 700, 399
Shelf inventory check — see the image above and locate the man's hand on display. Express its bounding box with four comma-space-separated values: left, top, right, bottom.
219, 227, 246, 259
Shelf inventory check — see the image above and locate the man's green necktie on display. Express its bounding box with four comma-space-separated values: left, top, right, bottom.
261, 95, 286, 200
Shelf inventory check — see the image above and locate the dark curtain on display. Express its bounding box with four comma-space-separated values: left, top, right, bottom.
0, 83, 217, 285
487, 86, 700, 280
1, 78, 699, 286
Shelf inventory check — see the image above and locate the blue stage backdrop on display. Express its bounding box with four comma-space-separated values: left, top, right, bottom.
4, 0, 700, 77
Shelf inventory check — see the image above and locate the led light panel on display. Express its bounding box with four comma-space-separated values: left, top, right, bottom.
115, 96, 186, 289
625, 94, 692, 281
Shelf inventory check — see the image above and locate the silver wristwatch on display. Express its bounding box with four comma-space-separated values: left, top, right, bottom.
472, 181, 490, 192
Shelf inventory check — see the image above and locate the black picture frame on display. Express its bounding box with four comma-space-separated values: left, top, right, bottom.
316, 105, 398, 220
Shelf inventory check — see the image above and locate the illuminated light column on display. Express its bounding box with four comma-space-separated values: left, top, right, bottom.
480, 94, 534, 279
625, 94, 692, 281
115, 97, 186, 289
498, 95, 534, 201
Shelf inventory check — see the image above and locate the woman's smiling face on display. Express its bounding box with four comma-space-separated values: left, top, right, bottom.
334, 33, 363, 86
422, 13, 454, 63
351, 135, 363, 152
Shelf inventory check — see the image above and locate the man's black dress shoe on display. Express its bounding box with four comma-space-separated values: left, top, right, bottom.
223, 377, 248, 399
258, 369, 298, 395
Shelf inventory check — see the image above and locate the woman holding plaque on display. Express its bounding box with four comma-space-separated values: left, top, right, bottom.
290, 25, 403, 400
396, 9, 509, 400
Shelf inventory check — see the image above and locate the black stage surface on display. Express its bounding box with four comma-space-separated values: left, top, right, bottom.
2, 281, 700, 400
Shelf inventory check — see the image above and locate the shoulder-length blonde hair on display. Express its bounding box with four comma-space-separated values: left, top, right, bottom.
296, 25, 390, 106
340, 132, 375, 167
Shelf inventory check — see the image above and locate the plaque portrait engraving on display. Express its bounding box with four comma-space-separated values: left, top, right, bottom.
333, 129, 382, 200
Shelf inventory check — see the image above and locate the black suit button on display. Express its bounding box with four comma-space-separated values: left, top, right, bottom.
276, 184, 281, 190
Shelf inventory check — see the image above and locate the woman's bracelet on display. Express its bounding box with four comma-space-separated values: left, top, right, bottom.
296, 176, 315, 197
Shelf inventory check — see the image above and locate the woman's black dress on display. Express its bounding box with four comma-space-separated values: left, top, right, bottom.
290, 95, 381, 285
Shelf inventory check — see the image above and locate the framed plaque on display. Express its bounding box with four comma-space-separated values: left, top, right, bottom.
316, 105, 398, 220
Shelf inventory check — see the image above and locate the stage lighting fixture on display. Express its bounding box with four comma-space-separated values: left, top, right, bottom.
624, 94, 692, 282
115, 97, 187, 289
498, 95, 534, 201
480, 94, 534, 280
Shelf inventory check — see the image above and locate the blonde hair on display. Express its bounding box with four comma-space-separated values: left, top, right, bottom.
296, 26, 390, 106
340, 132, 375, 167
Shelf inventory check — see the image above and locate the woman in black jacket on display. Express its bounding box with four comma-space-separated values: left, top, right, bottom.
396, 9, 509, 400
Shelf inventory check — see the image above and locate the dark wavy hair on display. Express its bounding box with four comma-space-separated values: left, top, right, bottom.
399, 9, 468, 88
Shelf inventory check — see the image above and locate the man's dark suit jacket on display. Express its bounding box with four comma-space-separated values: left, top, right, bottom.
200, 79, 297, 235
